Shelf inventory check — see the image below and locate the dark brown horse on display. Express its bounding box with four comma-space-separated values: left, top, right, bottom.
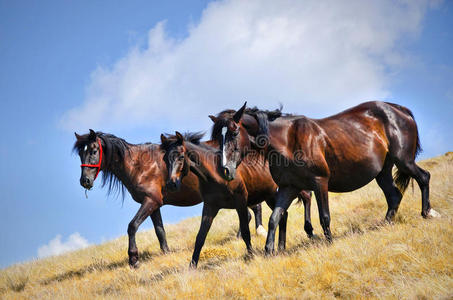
160, 131, 312, 268
73, 130, 266, 268
214, 101, 439, 255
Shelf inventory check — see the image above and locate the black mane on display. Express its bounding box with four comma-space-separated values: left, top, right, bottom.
160, 132, 205, 149
73, 132, 130, 199
211, 105, 288, 139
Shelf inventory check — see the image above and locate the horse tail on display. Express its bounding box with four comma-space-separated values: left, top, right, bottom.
388, 103, 422, 194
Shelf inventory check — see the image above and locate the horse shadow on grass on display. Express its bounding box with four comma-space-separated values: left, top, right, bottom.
40, 219, 394, 286
40, 248, 181, 286
280, 218, 391, 255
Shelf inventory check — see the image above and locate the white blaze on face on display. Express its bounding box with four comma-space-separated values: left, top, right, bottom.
84, 145, 88, 152
222, 126, 228, 167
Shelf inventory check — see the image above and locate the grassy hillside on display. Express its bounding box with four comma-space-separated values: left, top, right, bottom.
1, 153, 452, 299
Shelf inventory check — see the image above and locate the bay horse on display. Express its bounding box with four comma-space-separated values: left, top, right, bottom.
73, 129, 266, 268
160, 131, 312, 268
214, 101, 440, 255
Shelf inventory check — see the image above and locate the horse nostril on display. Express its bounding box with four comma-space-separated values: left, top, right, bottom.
81, 177, 90, 186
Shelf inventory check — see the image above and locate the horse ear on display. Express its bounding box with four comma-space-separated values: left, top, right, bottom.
233, 101, 247, 123
208, 115, 218, 123
160, 134, 167, 144
175, 131, 184, 143
88, 129, 97, 140
74, 132, 82, 140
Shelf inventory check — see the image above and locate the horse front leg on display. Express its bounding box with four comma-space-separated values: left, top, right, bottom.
265, 186, 299, 255
265, 197, 288, 251
128, 200, 156, 268
190, 203, 219, 268
236, 199, 254, 256
277, 210, 288, 251
150, 208, 170, 253
236, 208, 252, 239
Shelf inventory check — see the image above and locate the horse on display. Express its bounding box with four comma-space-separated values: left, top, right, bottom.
160, 131, 312, 268
212, 101, 439, 255
73, 129, 266, 268
209, 107, 315, 237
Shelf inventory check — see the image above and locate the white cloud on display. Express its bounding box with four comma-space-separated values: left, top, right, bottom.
37, 232, 90, 258
60, 0, 438, 132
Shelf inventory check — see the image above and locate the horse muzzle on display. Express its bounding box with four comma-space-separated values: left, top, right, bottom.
223, 165, 236, 181
80, 176, 93, 189
166, 179, 182, 192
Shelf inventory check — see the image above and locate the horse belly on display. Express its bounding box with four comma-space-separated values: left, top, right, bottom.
164, 189, 203, 206
201, 184, 236, 209
328, 172, 377, 192
324, 122, 388, 192
327, 157, 384, 192
204, 193, 235, 209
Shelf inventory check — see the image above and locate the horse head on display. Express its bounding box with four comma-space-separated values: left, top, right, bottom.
74, 129, 103, 190
209, 102, 252, 181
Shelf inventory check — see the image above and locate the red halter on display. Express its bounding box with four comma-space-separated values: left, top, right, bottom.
81, 138, 103, 180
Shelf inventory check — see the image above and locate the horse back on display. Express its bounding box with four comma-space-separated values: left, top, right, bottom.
318, 101, 419, 160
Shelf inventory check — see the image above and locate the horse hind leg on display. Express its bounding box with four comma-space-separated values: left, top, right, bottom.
236, 208, 252, 238
298, 191, 314, 238
376, 164, 403, 222
395, 159, 438, 218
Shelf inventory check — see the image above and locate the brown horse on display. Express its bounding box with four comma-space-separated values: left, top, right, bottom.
73, 130, 265, 268
213, 101, 439, 255
160, 131, 312, 268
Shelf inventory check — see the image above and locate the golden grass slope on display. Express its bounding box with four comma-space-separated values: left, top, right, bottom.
1, 153, 452, 299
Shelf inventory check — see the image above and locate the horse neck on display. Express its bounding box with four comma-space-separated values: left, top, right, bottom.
185, 141, 223, 183
103, 143, 164, 188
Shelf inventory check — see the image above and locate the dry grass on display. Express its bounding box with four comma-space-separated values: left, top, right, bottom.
1, 153, 452, 299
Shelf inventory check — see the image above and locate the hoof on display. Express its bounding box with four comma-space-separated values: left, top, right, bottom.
304, 221, 314, 238
189, 261, 197, 270
427, 209, 441, 218
129, 260, 140, 269
256, 225, 267, 237
244, 252, 254, 262
264, 248, 275, 257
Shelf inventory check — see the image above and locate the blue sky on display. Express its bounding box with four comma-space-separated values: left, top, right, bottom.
0, 0, 452, 268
